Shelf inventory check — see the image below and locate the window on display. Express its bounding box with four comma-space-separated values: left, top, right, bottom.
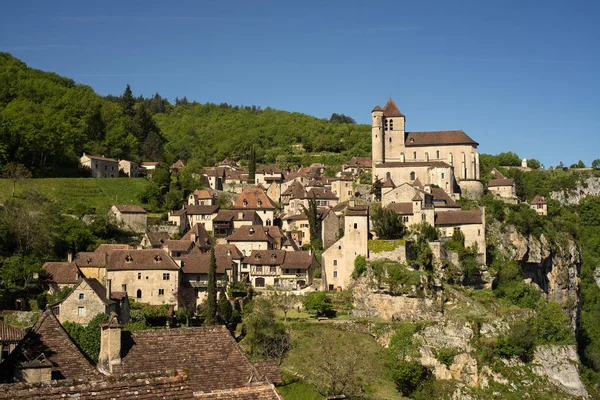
413, 152, 417, 160
158, 289, 164, 296
163, 273, 170, 280
384, 119, 389, 131
436, 150, 440, 159
333, 260, 338, 266
78, 293, 84, 300
441, 173, 445, 179
77, 307, 85, 316
333, 271, 338, 278
389, 119, 393, 130
410, 171, 416, 180
243, 200, 248, 206
422, 214, 426, 221
136, 289, 142, 298
270, 266, 277, 273
386, 172, 391, 181
328, 284, 334, 291
256, 266, 263, 273
353, 223, 358, 229
255, 278, 265, 288
122, 284, 127, 292
138, 272, 141, 280
389, 137, 392, 143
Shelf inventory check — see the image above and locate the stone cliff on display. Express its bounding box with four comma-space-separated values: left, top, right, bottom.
551, 175, 600, 205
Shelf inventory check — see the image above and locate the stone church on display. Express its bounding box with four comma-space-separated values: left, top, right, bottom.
372, 99, 480, 197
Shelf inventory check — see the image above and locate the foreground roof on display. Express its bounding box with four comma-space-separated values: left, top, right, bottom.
435, 209, 483, 225
0, 321, 24, 343
234, 188, 277, 210
42, 262, 81, 285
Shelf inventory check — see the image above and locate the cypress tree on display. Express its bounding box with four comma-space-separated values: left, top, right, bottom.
248, 145, 256, 184
121, 84, 135, 117
307, 195, 322, 250
205, 246, 218, 325
218, 287, 233, 324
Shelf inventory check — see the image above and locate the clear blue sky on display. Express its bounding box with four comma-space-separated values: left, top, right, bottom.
2, 0, 599, 168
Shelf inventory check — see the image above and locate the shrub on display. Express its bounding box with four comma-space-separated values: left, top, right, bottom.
371, 204, 405, 239
532, 302, 575, 345
435, 347, 458, 367
303, 292, 333, 317
389, 360, 428, 396
352, 255, 367, 279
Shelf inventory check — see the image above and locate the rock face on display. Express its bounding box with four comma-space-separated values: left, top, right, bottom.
490, 222, 581, 330
551, 175, 600, 205
532, 345, 589, 398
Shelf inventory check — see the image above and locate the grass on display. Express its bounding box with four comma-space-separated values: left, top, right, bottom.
277, 372, 323, 400
0, 178, 149, 214
368, 239, 406, 253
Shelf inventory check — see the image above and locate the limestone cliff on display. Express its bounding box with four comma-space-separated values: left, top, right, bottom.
551, 175, 600, 205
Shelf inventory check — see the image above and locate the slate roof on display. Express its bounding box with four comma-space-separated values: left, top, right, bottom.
435, 209, 483, 225
112, 204, 147, 214
0, 321, 24, 343
405, 130, 478, 146
186, 204, 220, 215
382, 98, 405, 118
42, 262, 81, 285
106, 249, 179, 271
234, 188, 278, 210
226, 226, 274, 243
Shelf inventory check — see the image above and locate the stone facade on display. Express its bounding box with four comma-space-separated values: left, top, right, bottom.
79, 153, 119, 178
56, 280, 114, 325
109, 205, 147, 233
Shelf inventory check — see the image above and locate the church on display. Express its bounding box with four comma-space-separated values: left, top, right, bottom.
371, 99, 480, 197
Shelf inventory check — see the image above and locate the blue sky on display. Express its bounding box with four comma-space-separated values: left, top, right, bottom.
2, 0, 599, 167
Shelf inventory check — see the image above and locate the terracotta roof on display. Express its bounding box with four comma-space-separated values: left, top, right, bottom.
112, 204, 147, 213
372, 104, 383, 112
306, 187, 338, 200
227, 226, 274, 243
186, 205, 219, 215
234, 188, 278, 210
141, 161, 160, 167
214, 209, 260, 222
170, 159, 185, 169
182, 223, 214, 246
431, 188, 460, 208
145, 232, 171, 246
253, 360, 282, 384
180, 249, 233, 274
106, 249, 179, 271
192, 189, 213, 199
257, 166, 282, 174
0, 321, 24, 343
388, 202, 414, 215
215, 244, 244, 259
0, 311, 98, 382
344, 157, 373, 168
382, 98, 405, 118
42, 262, 81, 285
382, 177, 396, 188
376, 161, 452, 168
82, 154, 118, 162
282, 181, 307, 198
112, 325, 273, 393
346, 205, 369, 216
488, 178, 515, 187
531, 195, 546, 205
435, 209, 482, 225
405, 130, 478, 146
164, 239, 194, 252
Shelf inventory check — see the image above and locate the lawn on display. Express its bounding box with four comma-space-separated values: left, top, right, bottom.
0, 178, 149, 214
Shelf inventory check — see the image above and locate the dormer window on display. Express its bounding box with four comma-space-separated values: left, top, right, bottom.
270, 253, 277, 260
243, 200, 248, 207
249, 227, 255, 235
257, 199, 262, 207
125, 254, 133, 262
255, 253, 261, 259
154, 254, 162, 262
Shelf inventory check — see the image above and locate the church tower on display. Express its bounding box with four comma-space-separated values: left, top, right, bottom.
381, 98, 406, 162
371, 105, 384, 166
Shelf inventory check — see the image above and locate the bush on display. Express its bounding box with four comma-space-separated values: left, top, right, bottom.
352, 255, 367, 279
389, 360, 428, 396
532, 302, 575, 345
371, 204, 405, 239
495, 320, 535, 362
435, 347, 458, 367
303, 292, 333, 317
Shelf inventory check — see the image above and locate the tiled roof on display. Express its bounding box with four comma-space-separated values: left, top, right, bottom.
170, 159, 185, 169
145, 232, 171, 246
214, 209, 260, 222
95, 244, 131, 253
257, 166, 282, 174
281, 251, 316, 270
42, 262, 81, 285
344, 157, 373, 168
413, 177, 423, 188
382, 98, 405, 118
180, 249, 233, 274
372, 105, 383, 112
430, 188, 460, 208
164, 239, 194, 252
82, 154, 118, 162
192, 189, 213, 199
253, 360, 282, 384
490, 168, 506, 179
106, 249, 179, 271
243, 250, 316, 270
113, 204, 147, 214
376, 161, 452, 168
112, 325, 272, 393
227, 226, 274, 243
405, 130, 478, 146
0, 311, 98, 382
281, 236, 300, 251
435, 209, 483, 225
412, 193, 423, 201
531, 195, 546, 205
215, 244, 244, 259
182, 223, 214, 246
79, 278, 114, 305
73, 252, 105, 268
388, 202, 414, 215
263, 226, 286, 239
382, 177, 396, 188
346, 205, 369, 216
488, 178, 514, 187
282, 181, 306, 198
234, 188, 278, 210
0, 321, 24, 343
306, 187, 338, 200
186, 205, 220, 215
170, 208, 187, 216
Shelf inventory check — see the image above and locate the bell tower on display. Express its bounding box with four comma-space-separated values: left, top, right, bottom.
371, 105, 384, 167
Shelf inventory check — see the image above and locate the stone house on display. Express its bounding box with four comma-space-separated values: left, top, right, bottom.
330, 176, 355, 203
73, 244, 132, 282
383, 182, 435, 227
202, 167, 226, 190
255, 165, 283, 186
52, 277, 130, 326
488, 168, 516, 198
118, 159, 138, 177
187, 189, 215, 206
226, 225, 275, 256
184, 204, 220, 232
530, 195, 548, 216
167, 208, 188, 233
233, 187, 278, 226
105, 249, 180, 308
213, 209, 263, 238
435, 209, 486, 262
0, 321, 24, 363
371, 99, 480, 195
42, 261, 82, 295
79, 153, 119, 178
281, 208, 340, 249
109, 204, 148, 233
181, 222, 214, 252
242, 250, 317, 290
139, 232, 171, 249
343, 156, 372, 176
322, 206, 369, 291
140, 161, 160, 173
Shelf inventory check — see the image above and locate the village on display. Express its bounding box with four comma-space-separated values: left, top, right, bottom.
0, 99, 551, 399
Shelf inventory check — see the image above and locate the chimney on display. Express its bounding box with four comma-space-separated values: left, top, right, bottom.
106, 279, 112, 300
98, 313, 122, 374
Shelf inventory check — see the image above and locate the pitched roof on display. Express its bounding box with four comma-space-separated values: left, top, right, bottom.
435, 209, 483, 225
431, 188, 460, 209
78, 278, 114, 306
382, 177, 396, 188
376, 161, 452, 168
282, 181, 306, 198
490, 168, 506, 179
372, 104, 383, 112
0, 311, 98, 382
227, 226, 274, 243
413, 177, 423, 188
405, 130, 478, 146
186, 205, 219, 215
73, 244, 131, 268
182, 223, 214, 246
141, 161, 160, 167
180, 249, 233, 274
257, 165, 282, 174
281, 251, 317, 270
145, 232, 171, 246
82, 154, 118, 163
306, 187, 338, 200
170, 159, 185, 169
112, 204, 147, 214
215, 244, 244, 259
346, 205, 369, 216
214, 209, 260, 223
42, 262, 81, 285
344, 157, 373, 168
253, 360, 282, 384
234, 188, 278, 210
243, 250, 286, 266
164, 239, 194, 252
106, 249, 179, 271
263, 226, 286, 240
488, 178, 515, 187
112, 325, 272, 393
382, 98, 405, 118
531, 195, 546, 205
0, 321, 24, 343
388, 202, 414, 215
192, 189, 213, 199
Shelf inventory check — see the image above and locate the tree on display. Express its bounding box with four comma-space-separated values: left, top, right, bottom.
389, 360, 427, 396
121, 84, 135, 117
241, 298, 290, 365
528, 158, 541, 170
205, 246, 218, 325
304, 195, 322, 251
218, 287, 233, 324
352, 255, 367, 279
371, 205, 405, 239
592, 159, 600, 170
247, 145, 256, 184
303, 292, 333, 317
2, 162, 32, 197
371, 176, 383, 201
272, 291, 296, 322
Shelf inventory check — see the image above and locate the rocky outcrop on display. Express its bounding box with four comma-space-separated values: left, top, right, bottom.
489, 222, 581, 330
532, 345, 589, 398
551, 175, 600, 205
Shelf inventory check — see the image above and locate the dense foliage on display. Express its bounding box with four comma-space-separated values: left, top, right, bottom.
62, 313, 109, 363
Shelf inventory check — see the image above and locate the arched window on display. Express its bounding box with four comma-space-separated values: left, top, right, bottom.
436, 150, 440, 159
266, 219, 271, 226
386, 172, 391, 181
400, 153, 405, 162
136, 289, 142, 299
389, 137, 392, 143
255, 277, 265, 288
410, 171, 416, 180
389, 119, 394, 130
413, 152, 417, 160
425, 152, 429, 161
384, 119, 389, 131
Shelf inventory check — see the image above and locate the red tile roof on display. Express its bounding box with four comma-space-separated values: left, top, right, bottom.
42, 262, 81, 285
106, 249, 179, 271
382, 98, 405, 118
242, 250, 315, 270
405, 130, 478, 146
0, 321, 24, 343
435, 209, 483, 225
531, 195, 546, 205
282, 181, 306, 198
234, 188, 278, 210
227, 226, 274, 243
